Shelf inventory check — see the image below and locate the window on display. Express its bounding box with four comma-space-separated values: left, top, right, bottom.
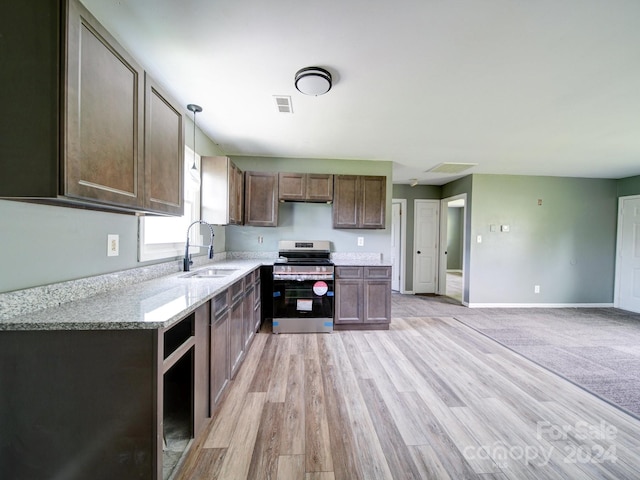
138, 146, 201, 262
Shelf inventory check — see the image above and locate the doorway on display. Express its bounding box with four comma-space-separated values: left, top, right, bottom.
391, 199, 407, 292
413, 199, 439, 294
439, 194, 467, 303
615, 195, 640, 313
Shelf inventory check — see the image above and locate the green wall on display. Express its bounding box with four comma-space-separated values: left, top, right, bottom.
468, 175, 617, 305
617, 175, 640, 197
447, 207, 463, 270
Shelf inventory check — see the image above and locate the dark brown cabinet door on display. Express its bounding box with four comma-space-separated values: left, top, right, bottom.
229, 297, 244, 378
306, 174, 334, 202
230, 162, 244, 224
333, 175, 386, 229
143, 74, 184, 215
334, 267, 364, 324
229, 279, 245, 378
211, 292, 230, 409
193, 303, 210, 436
364, 280, 391, 323
245, 171, 278, 226
279, 173, 334, 202
333, 175, 360, 228
279, 172, 306, 201
360, 176, 386, 228
243, 284, 255, 349
335, 279, 364, 324
65, 0, 144, 208
364, 267, 391, 323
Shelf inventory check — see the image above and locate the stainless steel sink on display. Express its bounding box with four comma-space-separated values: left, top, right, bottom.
181, 268, 239, 278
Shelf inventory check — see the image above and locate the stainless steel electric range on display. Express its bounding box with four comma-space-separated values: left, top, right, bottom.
272, 240, 334, 334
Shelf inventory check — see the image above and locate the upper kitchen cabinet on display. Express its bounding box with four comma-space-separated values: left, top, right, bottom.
143, 75, 184, 215
65, 0, 144, 209
201, 156, 244, 225
278, 173, 333, 202
244, 171, 278, 227
0, 0, 184, 215
333, 175, 386, 229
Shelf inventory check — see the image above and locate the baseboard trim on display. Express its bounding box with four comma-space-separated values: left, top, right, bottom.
466, 302, 615, 309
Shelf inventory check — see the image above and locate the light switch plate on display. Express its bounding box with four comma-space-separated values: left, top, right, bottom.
107, 234, 119, 257
501, 225, 510, 232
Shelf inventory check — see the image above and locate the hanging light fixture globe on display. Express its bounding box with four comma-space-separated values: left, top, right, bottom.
187, 103, 202, 187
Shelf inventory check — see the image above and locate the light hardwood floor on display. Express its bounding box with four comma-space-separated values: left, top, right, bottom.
176, 316, 640, 479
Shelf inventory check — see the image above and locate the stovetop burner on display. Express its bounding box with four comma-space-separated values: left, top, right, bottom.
276, 240, 332, 266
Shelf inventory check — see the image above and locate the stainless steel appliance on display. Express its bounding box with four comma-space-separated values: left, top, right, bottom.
272, 240, 334, 333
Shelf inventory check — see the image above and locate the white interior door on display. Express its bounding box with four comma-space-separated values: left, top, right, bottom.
616, 196, 640, 313
391, 202, 401, 291
413, 199, 439, 294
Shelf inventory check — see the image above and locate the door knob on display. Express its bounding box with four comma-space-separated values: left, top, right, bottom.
417, 251, 421, 254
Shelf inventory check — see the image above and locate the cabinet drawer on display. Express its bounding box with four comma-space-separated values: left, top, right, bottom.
364, 266, 391, 279
335, 266, 363, 279
213, 290, 229, 318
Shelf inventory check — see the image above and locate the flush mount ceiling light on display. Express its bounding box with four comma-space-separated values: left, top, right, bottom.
295, 67, 332, 96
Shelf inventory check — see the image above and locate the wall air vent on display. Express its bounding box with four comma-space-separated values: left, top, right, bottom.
425, 162, 477, 174
273, 95, 293, 113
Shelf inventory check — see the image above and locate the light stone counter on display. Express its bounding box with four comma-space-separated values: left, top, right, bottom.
330, 252, 391, 266
0, 259, 268, 331
0, 251, 388, 330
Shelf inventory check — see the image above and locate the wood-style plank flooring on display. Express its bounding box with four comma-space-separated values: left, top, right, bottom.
176, 316, 640, 479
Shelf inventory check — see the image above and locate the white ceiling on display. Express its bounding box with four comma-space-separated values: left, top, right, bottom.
82, 0, 640, 185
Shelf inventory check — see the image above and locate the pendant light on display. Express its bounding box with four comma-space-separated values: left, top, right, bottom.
187, 103, 202, 186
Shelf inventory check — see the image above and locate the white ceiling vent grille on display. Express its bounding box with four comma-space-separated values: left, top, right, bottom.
425, 162, 477, 174
274, 95, 293, 114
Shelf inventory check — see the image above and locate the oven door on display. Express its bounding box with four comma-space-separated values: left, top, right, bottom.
272, 278, 334, 333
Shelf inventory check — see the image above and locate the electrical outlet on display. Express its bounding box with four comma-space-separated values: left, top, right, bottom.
357, 236, 364, 247
534, 285, 540, 294
258, 236, 263, 244
107, 234, 119, 257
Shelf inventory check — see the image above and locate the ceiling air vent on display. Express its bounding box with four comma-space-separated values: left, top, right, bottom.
273, 95, 293, 114
425, 162, 477, 174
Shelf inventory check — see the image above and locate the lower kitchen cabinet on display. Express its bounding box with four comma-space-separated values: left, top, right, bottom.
243, 280, 255, 349
0, 303, 210, 480
210, 290, 230, 410
335, 265, 391, 329
253, 269, 262, 333
229, 278, 245, 378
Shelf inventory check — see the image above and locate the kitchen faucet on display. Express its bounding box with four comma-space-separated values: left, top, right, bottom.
184, 220, 215, 271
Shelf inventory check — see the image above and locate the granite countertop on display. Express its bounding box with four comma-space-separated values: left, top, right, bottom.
331, 259, 392, 266
0, 252, 390, 332
0, 260, 265, 331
